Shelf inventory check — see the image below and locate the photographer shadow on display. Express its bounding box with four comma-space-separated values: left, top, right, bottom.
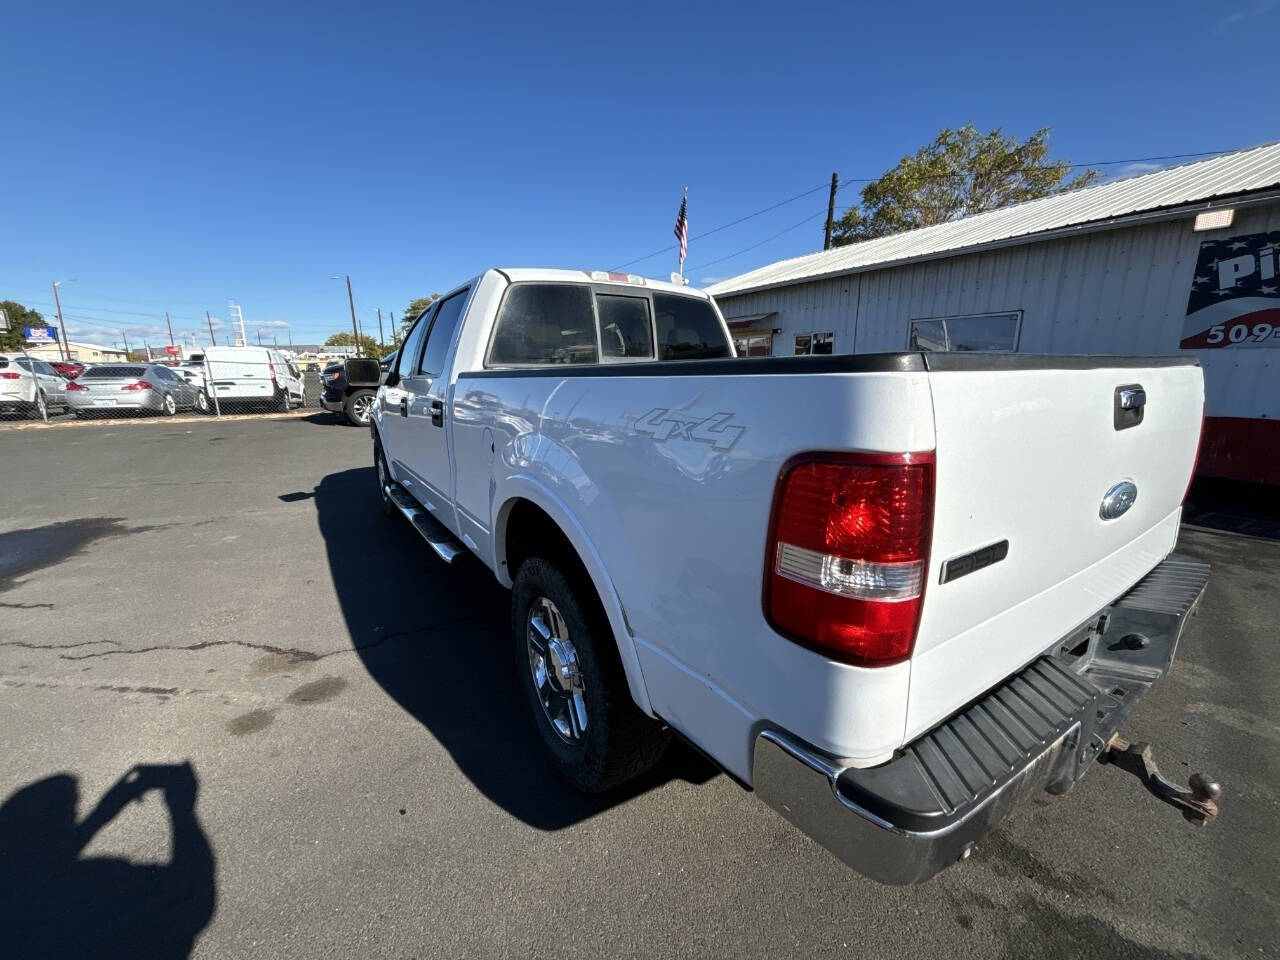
0, 762, 216, 959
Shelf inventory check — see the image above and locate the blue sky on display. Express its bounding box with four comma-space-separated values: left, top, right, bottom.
2, 0, 1277, 348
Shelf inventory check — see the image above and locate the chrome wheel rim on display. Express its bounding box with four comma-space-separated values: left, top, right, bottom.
196, 392, 208, 411
351, 395, 373, 423
527, 596, 587, 744
376, 453, 388, 503
164, 394, 175, 414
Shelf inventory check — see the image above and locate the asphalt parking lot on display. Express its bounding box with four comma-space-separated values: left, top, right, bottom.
1, 416, 1276, 959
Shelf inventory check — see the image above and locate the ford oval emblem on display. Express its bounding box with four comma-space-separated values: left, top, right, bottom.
1099, 480, 1138, 520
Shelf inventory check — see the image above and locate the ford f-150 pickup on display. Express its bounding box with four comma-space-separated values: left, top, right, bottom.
370, 267, 1213, 883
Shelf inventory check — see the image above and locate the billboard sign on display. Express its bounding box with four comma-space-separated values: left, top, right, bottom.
24, 326, 58, 344
1181, 230, 1280, 348
165, 344, 180, 356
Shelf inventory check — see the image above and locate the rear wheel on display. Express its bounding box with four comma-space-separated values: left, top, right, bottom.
512, 557, 669, 792
161, 393, 177, 416
194, 390, 210, 414
30, 391, 48, 421
345, 389, 375, 427
275, 389, 290, 413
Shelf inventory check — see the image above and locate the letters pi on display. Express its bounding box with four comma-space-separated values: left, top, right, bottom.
633, 408, 745, 452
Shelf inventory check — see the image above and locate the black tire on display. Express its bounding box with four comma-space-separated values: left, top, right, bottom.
160, 393, 176, 416
275, 389, 290, 413
512, 557, 668, 793
30, 391, 48, 421
374, 441, 394, 518
344, 389, 375, 427
195, 390, 210, 414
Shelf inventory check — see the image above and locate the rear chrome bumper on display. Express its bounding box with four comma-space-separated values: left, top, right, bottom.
752, 553, 1210, 885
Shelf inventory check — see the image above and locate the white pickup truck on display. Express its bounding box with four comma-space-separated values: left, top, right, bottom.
370, 268, 1213, 883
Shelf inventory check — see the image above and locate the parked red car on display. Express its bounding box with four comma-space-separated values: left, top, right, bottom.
50, 360, 86, 379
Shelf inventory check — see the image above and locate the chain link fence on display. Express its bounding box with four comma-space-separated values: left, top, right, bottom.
0, 346, 326, 425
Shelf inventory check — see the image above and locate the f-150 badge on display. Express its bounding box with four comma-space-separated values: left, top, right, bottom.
633, 408, 745, 452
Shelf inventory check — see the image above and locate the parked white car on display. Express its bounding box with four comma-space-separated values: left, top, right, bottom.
194, 346, 303, 411
0, 353, 71, 419
370, 268, 1211, 884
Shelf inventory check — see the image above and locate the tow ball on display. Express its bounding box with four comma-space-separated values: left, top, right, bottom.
1100, 734, 1222, 826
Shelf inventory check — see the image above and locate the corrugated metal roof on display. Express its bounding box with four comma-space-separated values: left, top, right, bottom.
707, 142, 1280, 298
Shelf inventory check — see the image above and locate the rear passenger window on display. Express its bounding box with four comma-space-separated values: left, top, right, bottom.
597, 295, 654, 360
653, 293, 732, 361
489, 285, 598, 366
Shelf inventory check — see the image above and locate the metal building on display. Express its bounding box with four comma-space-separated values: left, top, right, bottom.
707, 142, 1280, 484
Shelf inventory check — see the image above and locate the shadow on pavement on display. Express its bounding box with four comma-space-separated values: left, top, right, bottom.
0, 762, 216, 959
1185, 477, 1280, 540
312, 466, 716, 831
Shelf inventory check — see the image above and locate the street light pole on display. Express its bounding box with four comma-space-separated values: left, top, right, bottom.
51, 280, 71, 361
345, 275, 361, 357
377, 308, 385, 349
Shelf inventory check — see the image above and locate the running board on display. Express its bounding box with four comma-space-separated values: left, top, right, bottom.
385, 485, 464, 563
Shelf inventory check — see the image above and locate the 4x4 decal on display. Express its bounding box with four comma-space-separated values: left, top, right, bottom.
633, 407, 745, 452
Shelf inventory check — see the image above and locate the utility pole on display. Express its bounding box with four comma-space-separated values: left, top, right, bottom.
287, 327, 294, 350
206, 311, 217, 346
123, 332, 132, 358
257, 329, 263, 346
823, 171, 839, 251
165, 311, 175, 346
273, 335, 278, 348
51, 280, 70, 361
390, 311, 399, 347
345, 275, 361, 357
377, 308, 385, 348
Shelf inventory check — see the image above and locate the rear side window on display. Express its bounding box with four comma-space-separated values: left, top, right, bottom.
653, 294, 731, 361
82, 366, 147, 379
597, 295, 654, 360
489, 285, 598, 366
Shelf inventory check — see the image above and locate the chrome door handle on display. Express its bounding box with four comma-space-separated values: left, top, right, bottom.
1118, 387, 1146, 410
430, 399, 443, 427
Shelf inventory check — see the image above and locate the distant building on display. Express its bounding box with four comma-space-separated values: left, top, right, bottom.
28, 341, 128, 363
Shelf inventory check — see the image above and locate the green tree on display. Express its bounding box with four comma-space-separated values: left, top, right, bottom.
832, 126, 1101, 245
324, 331, 383, 358
0, 300, 47, 351
398, 294, 441, 339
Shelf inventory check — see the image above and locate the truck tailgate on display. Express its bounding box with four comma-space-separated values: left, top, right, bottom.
907, 357, 1203, 741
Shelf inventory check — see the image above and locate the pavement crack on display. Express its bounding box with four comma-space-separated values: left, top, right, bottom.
55, 617, 485, 663
0, 638, 120, 651
0, 601, 56, 610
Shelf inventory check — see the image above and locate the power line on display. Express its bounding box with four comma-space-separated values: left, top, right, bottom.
685, 212, 827, 273
611, 182, 830, 270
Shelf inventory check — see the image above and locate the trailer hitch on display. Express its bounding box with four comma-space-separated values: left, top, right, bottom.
1100, 734, 1222, 826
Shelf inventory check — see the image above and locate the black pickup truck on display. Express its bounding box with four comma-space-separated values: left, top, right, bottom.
319, 352, 397, 426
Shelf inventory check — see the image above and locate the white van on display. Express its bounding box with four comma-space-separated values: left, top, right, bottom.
196, 346, 303, 411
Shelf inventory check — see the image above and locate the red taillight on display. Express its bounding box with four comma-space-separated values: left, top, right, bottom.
0, 372, 20, 380
65, 380, 88, 391
269, 362, 278, 386
122, 380, 153, 391
766, 452, 935, 666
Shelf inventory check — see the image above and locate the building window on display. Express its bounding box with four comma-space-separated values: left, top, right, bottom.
794, 331, 834, 355
733, 333, 773, 356
908, 312, 1021, 352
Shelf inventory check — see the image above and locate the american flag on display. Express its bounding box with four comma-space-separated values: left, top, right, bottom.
673, 193, 688, 262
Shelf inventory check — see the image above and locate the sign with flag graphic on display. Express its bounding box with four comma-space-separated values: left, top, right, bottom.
1181, 230, 1280, 349
674, 193, 688, 264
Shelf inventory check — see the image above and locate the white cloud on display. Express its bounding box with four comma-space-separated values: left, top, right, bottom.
1217, 0, 1276, 31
